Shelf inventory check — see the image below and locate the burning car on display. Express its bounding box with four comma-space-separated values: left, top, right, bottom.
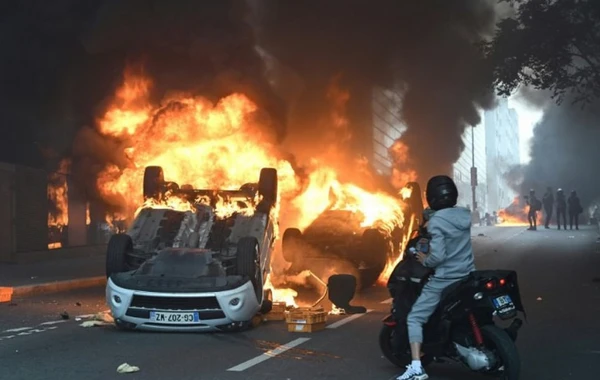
105, 165, 278, 331
281, 181, 424, 290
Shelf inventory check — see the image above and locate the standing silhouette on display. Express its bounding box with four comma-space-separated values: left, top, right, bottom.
568, 190, 583, 230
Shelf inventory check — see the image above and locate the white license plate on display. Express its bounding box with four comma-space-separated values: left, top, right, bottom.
149, 311, 199, 323
493, 295, 513, 309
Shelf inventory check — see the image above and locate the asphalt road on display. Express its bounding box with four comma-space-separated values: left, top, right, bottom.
1, 225, 600, 380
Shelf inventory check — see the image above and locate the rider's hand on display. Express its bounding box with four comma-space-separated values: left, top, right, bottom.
416, 252, 427, 265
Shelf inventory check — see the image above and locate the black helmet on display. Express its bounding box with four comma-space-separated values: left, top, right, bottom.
426, 175, 458, 211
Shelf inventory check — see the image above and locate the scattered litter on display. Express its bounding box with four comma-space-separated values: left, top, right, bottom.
75, 302, 81, 307
478, 233, 485, 237
94, 311, 114, 323
536, 297, 543, 301
116, 363, 140, 374
79, 311, 114, 327
75, 317, 82, 322
80, 320, 111, 328
60, 311, 69, 320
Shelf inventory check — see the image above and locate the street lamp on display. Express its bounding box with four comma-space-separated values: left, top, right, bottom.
471, 126, 477, 213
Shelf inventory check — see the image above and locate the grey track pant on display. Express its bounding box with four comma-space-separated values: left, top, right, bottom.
407, 277, 462, 343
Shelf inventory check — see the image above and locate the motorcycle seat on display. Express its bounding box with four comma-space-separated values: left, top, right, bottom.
440, 275, 473, 301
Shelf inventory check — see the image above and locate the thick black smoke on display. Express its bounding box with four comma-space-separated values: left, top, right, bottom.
252, 0, 497, 182
3, 0, 500, 199
0, 0, 285, 171
519, 99, 600, 210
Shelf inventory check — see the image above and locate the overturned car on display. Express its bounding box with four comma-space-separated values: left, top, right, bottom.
281, 182, 424, 290
105, 165, 278, 331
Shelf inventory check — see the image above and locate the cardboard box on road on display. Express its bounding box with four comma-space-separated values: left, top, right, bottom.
264, 302, 287, 321
285, 307, 327, 333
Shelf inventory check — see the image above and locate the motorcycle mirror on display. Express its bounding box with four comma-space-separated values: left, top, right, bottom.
327, 274, 367, 314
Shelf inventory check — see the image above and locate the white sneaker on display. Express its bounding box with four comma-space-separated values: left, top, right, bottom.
396, 364, 429, 380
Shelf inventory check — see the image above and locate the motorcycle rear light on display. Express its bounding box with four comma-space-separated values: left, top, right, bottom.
485, 281, 495, 290
499, 278, 506, 286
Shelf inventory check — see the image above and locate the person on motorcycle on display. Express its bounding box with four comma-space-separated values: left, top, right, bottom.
396, 175, 476, 380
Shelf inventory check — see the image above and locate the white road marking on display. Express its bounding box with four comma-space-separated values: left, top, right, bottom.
381, 298, 393, 304
3, 327, 33, 333
16, 326, 58, 336
227, 337, 311, 372
326, 309, 373, 329
1, 320, 66, 343
39, 320, 68, 326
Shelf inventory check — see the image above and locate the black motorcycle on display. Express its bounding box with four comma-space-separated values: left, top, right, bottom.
380, 226, 525, 379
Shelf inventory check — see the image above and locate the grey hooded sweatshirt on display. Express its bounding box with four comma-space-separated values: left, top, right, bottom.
423, 206, 475, 279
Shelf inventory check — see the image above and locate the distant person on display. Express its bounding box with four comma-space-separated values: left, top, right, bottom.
526, 189, 541, 231
556, 188, 567, 230
542, 187, 554, 229
492, 211, 498, 224
568, 190, 583, 230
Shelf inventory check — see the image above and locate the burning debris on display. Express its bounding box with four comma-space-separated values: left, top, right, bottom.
80, 68, 422, 306
93, 69, 298, 222
497, 196, 543, 226
47, 159, 70, 249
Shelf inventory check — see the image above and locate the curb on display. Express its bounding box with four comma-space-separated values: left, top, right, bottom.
7, 276, 107, 300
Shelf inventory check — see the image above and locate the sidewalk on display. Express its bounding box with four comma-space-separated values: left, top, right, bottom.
0, 245, 107, 301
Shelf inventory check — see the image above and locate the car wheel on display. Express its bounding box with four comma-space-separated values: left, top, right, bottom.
260, 289, 273, 314
106, 234, 133, 278
236, 237, 262, 303
282, 228, 302, 263
361, 229, 388, 267
143, 166, 165, 201
258, 168, 278, 208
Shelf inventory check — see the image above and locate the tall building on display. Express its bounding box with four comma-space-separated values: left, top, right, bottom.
452, 119, 488, 214
485, 98, 520, 212
370, 86, 406, 177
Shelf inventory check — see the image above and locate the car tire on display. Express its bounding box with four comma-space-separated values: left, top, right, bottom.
236, 237, 262, 303
361, 229, 388, 267
260, 289, 273, 314
106, 234, 133, 278
282, 228, 302, 263
143, 166, 165, 201
258, 168, 278, 208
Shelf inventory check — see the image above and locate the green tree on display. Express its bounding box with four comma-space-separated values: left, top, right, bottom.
486, 0, 600, 104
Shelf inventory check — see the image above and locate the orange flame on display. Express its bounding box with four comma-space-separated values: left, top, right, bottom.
95, 69, 412, 302
86, 202, 91, 226
498, 196, 543, 226
47, 159, 70, 249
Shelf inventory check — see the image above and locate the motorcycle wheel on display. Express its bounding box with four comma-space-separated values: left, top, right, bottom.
481, 325, 521, 379
379, 324, 432, 368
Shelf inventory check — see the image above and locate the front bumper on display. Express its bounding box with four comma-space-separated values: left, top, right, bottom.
106, 278, 260, 332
